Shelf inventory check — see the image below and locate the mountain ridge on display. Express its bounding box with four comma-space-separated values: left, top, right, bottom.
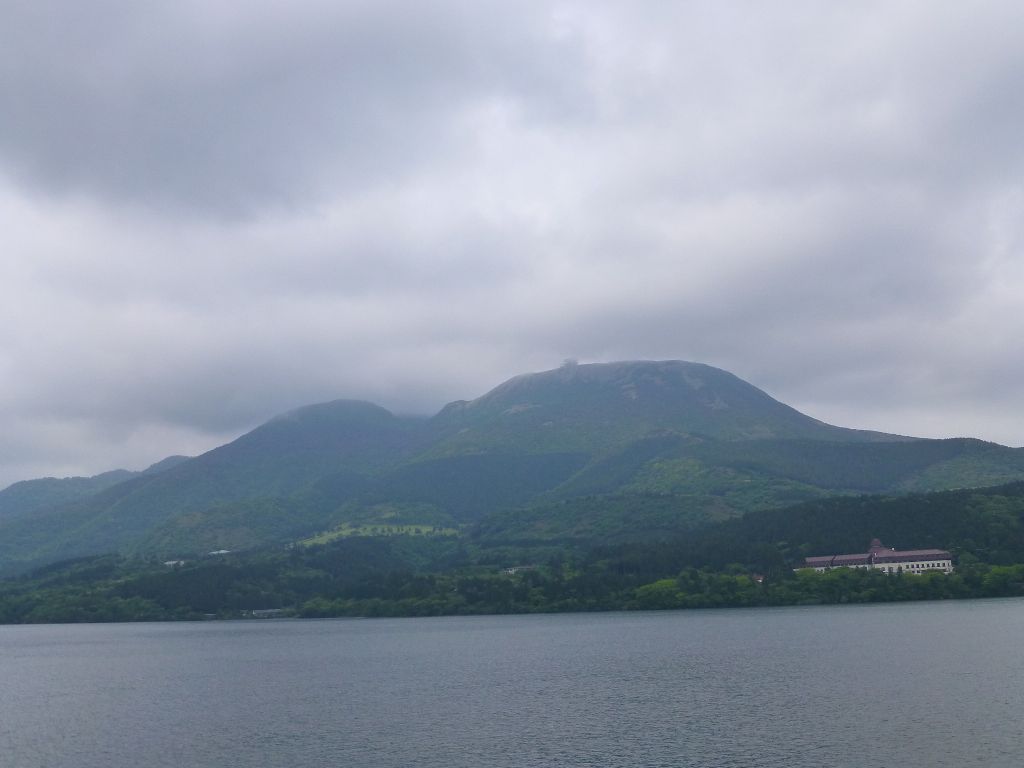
1, 359, 1022, 574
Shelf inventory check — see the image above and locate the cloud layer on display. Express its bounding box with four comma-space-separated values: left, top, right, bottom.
2, 1, 1024, 485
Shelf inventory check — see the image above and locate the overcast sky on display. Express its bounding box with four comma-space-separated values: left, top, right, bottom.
2, 0, 1023, 487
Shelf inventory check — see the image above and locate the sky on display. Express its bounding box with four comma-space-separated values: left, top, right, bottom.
2, 0, 1023, 487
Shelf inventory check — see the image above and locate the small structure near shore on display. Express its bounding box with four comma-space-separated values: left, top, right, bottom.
803, 538, 953, 574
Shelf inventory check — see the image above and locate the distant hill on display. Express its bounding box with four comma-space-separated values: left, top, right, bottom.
0, 455, 190, 525
2, 359, 1023, 574
0, 470, 135, 524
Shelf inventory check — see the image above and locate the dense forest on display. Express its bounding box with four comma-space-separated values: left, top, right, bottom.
4, 481, 1024, 624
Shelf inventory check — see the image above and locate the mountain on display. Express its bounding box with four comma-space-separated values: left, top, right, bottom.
2, 359, 1024, 574
0, 402, 427, 572
430, 360, 902, 454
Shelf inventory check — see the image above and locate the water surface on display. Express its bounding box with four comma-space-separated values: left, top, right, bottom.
2, 599, 1022, 767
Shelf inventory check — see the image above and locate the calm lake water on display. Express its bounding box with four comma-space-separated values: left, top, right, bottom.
2, 599, 1023, 768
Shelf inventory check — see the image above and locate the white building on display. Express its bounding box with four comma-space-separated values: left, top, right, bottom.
804, 538, 953, 574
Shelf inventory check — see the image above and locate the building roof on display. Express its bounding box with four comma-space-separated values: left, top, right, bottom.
873, 549, 952, 564
803, 539, 952, 568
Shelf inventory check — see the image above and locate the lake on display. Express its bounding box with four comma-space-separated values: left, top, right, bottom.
2, 599, 1022, 767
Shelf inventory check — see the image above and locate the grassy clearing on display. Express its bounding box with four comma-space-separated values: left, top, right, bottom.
299, 523, 459, 547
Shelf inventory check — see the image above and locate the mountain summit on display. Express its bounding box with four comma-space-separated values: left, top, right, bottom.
434, 360, 903, 450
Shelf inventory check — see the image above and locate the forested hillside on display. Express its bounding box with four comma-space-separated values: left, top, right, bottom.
4, 481, 1024, 623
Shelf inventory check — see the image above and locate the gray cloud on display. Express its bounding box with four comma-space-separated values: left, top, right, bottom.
0, 1, 588, 215
2, 0, 1024, 487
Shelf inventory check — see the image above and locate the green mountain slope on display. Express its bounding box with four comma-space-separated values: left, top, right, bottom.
553, 434, 1024, 500
476, 435, 1024, 546
0, 470, 135, 524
